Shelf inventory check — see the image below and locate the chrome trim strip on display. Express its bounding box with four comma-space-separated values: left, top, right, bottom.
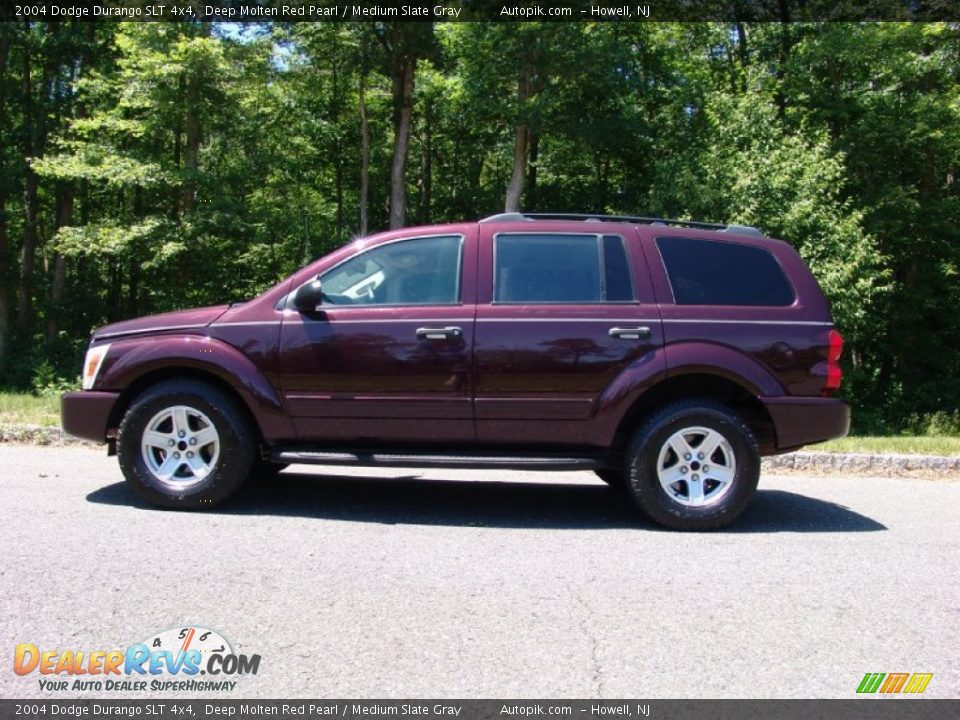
477, 317, 652, 323
662, 319, 831, 326
95, 324, 207, 338
290, 318, 471, 324
213, 321, 285, 326
476, 317, 830, 325
215, 317, 831, 327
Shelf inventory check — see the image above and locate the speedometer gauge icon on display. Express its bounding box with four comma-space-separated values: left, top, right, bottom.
140, 625, 233, 666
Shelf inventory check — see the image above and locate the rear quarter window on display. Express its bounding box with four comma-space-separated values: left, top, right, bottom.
494, 233, 634, 303
656, 237, 795, 306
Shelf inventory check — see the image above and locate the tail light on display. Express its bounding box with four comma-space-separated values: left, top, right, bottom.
823, 329, 843, 396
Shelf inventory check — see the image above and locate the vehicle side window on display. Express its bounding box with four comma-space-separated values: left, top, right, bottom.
494, 233, 634, 303
320, 235, 463, 306
656, 237, 795, 306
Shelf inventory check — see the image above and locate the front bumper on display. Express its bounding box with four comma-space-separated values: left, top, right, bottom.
61, 391, 121, 443
763, 396, 850, 452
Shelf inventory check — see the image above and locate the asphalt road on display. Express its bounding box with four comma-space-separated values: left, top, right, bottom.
1, 445, 958, 700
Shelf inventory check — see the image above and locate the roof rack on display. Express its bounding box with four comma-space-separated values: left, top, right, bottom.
479, 212, 764, 237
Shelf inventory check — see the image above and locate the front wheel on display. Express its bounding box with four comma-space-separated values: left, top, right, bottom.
625, 400, 760, 530
117, 380, 256, 509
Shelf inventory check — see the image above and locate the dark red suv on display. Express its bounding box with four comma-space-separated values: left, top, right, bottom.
62, 213, 849, 529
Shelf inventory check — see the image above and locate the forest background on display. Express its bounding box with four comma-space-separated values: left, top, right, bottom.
0, 20, 958, 435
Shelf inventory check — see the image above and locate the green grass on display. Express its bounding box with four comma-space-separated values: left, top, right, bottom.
816, 436, 960, 456
0, 391, 958, 456
0, 392, 61, 426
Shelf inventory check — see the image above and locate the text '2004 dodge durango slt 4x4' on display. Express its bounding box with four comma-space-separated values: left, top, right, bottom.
62, 212, 849, 530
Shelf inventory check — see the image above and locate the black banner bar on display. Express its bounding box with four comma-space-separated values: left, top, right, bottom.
1, 700, 958, 720
4, 0, 960, 23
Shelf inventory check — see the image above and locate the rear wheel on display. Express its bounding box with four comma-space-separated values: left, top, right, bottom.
625, 400, 759, 530
117, 380, 256, 509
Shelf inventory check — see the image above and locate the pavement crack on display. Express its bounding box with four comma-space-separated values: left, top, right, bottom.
576, 589, 605, 696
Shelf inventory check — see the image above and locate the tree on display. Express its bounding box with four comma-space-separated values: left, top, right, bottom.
3, 21, 957, 433
0, 24, 12, 370
373, 23, 434, 229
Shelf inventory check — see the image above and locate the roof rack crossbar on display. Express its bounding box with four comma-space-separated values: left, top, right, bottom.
479, 212, 762, 236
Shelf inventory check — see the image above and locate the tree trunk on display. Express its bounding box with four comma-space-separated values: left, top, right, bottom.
179, 23, 211, 216
329, 35, 345, 244
181, 100, 200, 213
46, 24, 93, 344
733, 22, 749, 92
418, 96, 432, 225
775, 6, 791, 120
128, 256, 139, 317
527, 132, 539, 210
389, 55, 416, 230
172, 125, 182, 217
17, 33, 38, 336
0, 31, 10, 369
359, 69, 370, 236
45, 184, 73, 343
504, 51, 533, 213
735, 25, 749, 63
106, 257, 121, 323
593, 154, 609, 211
335, 145, 344, 242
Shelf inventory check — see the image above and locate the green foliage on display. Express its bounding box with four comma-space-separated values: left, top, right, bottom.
30, 360, 79, 398
920, 411, 960, 438
1, 21, 958, 435
660, 89, 891, 335
53, 218, 170, 257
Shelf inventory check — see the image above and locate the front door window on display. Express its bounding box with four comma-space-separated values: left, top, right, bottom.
320, 235, 463, 306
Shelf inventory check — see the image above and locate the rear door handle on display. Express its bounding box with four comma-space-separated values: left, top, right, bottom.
609, 326, 652, 340
416, 326, 463, 340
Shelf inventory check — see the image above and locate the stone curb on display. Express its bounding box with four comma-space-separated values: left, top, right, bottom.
0, 424, 94, 446
763, 451, 960, 475
1, 424, 958, 475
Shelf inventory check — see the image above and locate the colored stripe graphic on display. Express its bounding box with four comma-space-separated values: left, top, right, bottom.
857, 673, 885, 693
857, 672, 933, 694
879, 673, 910, 693
903, 673, 933, 694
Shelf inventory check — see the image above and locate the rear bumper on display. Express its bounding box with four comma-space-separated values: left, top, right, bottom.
763, 396, 850, 452
61, 391, 120, 443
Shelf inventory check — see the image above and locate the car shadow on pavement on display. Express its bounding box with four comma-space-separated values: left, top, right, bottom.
86, 471, 886, 532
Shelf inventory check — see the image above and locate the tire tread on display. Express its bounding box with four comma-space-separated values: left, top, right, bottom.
117, 379, 256, 509
625, 399, 760, 530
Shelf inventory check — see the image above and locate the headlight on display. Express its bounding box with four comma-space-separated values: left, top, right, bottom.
81, 344, 111, 390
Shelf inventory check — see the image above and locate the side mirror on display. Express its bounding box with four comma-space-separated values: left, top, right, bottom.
293, 277, 324, 313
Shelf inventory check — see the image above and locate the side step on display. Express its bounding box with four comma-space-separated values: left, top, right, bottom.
270, 448, 606, 472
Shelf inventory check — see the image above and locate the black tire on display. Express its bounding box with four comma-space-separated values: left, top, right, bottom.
625, 400, 760, 530
117, 380, 256, 509
594, 469, 626, 488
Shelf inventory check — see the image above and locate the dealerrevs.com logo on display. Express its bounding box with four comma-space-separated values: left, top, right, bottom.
14, 626, 260, 692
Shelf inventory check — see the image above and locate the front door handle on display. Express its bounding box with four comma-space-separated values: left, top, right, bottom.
416, 326, 463, 340
609, 326, 652, 340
